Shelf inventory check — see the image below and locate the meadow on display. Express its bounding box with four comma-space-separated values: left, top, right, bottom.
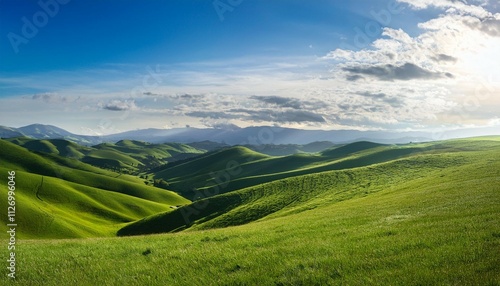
1, 136, 499, 285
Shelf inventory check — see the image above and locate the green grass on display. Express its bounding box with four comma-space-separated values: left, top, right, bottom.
0, 140, 190, 238
153, 138, 492, 200
3, 137, 499, 285
7, 137, 205, 174
120, 138, 498, 235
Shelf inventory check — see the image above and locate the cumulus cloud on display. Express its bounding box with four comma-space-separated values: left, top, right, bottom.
250, 95, 328, 110
250, 95, 303, 109
102, 99, 137, 111
397, 0, 500, 37
322, 0, 499, 130
172, 93, 206, 100
356, 91, 405, 107
346, 75, 365, 82
185, 111, 237, 119
432, 54, 458, 63
342, 62, 453, 81
356, 91, 387, 99
31, 93, 67, 103
240, 109, 326, 123
143, 91, 161, 96
397, 0, 493, 18
186, 107, 326, 124
463, 16, 500, 36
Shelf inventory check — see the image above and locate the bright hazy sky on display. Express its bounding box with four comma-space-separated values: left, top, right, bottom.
0, 0, 499, 135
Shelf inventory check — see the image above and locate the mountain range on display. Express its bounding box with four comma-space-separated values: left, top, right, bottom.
1, 123, 499, 146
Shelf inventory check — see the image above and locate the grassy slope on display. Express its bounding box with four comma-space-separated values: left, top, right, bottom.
153, 139, 475, 200
155, 146, 270, 197
121, 138, 500, 235
84, 140, 204, 172
7, 138, 205, 173
7, 137, 500, 285
0, 140, 190, 238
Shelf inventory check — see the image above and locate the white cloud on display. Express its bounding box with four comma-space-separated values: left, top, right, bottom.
101, 99, 137, 111
397, 0, 493, 18
321, 0, 500, 131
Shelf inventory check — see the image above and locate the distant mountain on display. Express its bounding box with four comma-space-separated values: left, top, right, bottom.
18, 124, 74, 138
1, 124, 102, 145
102, 126, 434, 145
2, 123, 497, 146
0, 126, 24, 138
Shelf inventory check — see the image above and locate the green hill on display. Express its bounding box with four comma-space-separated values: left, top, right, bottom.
242, 141, 335, 156
153, 140, 467, 199
9, 137, 500, 285
320, 140, 383, 158
0, 140, 190, 238
120, 137, 500, 236
154, 146, 271, 198
7, 137, 205, 174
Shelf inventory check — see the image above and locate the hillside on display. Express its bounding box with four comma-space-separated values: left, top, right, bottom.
0, 140, 190, 238
120, 137, 500, 235
7, 137, 205, 174
10, 136, 500, 285
243, 141, 335, 156
152, 140, 445, 199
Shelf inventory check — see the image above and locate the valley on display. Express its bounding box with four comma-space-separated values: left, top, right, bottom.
0, 134, 499, 284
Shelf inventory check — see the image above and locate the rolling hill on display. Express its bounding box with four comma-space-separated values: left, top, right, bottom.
121, 137, 500, 236
7, 137, 206, 174
152, 140, 447, 199
0, 139, 190, 238
243, 141, 335, 156
8, 136, 499, 285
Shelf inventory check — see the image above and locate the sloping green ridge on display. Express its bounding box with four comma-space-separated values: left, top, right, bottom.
155, 146, 270, 198
0, 140, 187, 202
319, 140, 383, 157
154, 139, 474, 199
0, 170, 184, 238
0, 140, 190, 238
5, 137, 500, 285
7, 137, 205, 173
119, 137, 500, 236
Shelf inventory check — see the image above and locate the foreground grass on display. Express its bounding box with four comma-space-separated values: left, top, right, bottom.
3, 139, 500, 285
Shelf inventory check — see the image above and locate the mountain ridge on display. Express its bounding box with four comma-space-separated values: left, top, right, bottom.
2, 123, 499, 146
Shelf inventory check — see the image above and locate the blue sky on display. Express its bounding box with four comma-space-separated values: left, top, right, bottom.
0, 0, 403, 72
0, 0, 499, 135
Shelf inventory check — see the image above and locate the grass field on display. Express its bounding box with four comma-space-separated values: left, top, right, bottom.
153, 138, 496, 200
1, 137, 499, 284
0, 140, 190, 238
7, 137, 205, 174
